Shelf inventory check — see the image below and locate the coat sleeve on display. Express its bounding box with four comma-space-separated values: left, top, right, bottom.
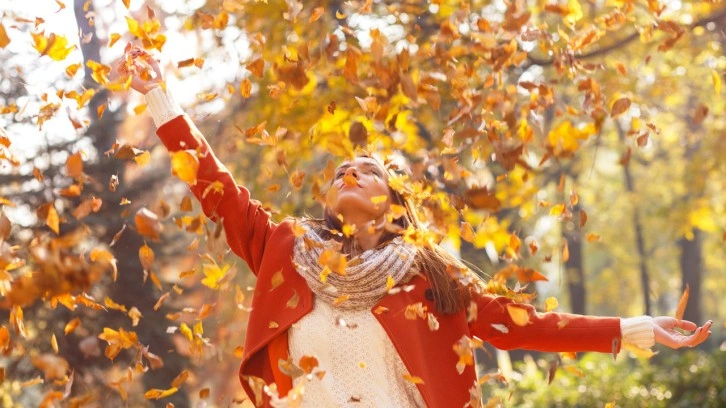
155, 114, 276, 275
469, 293, 622, 353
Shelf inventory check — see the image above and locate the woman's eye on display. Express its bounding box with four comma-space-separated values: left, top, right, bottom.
335, 172, 343, 179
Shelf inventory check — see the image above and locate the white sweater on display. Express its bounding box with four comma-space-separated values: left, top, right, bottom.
144, 88, 656, 407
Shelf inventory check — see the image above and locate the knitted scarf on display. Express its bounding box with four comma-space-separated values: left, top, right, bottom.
292, 224, 418, 310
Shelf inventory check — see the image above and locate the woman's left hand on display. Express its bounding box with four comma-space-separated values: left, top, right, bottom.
653, 317, 712, 349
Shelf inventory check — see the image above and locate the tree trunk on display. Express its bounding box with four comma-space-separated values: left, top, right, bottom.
73, 1, 189, 405
564, 221, 586, 315
616, 124, 652, 315
678, 230, 703, 324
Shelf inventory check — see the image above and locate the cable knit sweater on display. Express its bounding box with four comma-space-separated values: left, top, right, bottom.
144, 87, 655, 407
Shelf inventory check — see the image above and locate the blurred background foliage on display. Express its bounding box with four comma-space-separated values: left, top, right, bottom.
0, 0, 724, 406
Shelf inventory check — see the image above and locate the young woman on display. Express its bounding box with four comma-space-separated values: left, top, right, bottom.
117, 47, 712, 408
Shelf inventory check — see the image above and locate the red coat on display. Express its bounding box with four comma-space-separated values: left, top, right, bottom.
157, 116, 622, 408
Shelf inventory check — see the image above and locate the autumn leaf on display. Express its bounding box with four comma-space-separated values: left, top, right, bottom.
545, 297, 559, 312
171, 150, 199, 185
64, 318, 80, 335
610, 97, 631, 117
0, 24, 10, 48
402, 373, 424, 384
144, 387, 178, 400
32, 32, 74, 61
139, 243, 154, 271
506, 303, 530, 326
299, 355, 319, 374
201, 261, 230, 289
713, 70, 722, 95
675, 284, 689, 320
135, 208, 163, 240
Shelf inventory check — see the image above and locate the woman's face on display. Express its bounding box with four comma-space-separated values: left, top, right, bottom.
327, 157, 392, 222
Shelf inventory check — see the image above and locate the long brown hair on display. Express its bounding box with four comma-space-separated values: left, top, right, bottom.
306, 154, 473, 314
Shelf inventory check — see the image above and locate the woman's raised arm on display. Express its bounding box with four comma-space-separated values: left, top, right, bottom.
117, 46, 277, 275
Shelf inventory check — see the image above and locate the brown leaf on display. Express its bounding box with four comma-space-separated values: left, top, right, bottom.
349, 121, 368, 148
610, 98, 631, 117
675, 284, 689, 320
135, 208, 163, 240
246, 58, 264, 78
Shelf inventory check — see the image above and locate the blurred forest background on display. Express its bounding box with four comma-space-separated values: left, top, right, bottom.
0, 0, 724, 406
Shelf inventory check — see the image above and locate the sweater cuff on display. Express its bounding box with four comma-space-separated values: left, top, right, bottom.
145, 87, 184, 128
620, 316, 655, 350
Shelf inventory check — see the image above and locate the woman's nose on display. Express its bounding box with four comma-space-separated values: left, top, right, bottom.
344, 167, 359, 178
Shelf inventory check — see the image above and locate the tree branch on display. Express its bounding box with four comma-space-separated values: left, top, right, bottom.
526, 6, 726, 67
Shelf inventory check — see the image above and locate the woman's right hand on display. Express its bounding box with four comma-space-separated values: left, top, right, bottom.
116, 44, 165, 95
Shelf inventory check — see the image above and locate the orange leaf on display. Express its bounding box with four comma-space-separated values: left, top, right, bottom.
0, 23, 10, 48
675, 284, 689, 320
506, 304, 530, 326
64, 318, 80, 335
309, 7, 324, 22
139, 243, 154, 271
246, 58, 264, 78
299, 355, 319, 374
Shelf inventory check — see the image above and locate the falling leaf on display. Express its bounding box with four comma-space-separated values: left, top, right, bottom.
309, 7, 324, 22
299, 355, 319, 374
135, 208, 163, 240
65, 63, 81, 77
51, 334, 59, 353
246, 58, 264, 78
108, 33, 121, 47
0, 24, 10, 48
545, 297, 558, 312
139, 243, 155, 271
64, 318, 80, 335
610, 97, 631, 117
713, 70, 722, 95
675, 284, 689, 320
170, 150, 199, 185
145, 387, 178, 400
269, 270, 284, 291
506, 304, 530, 326
171, 370, 190, 388
402, 374, 424, 384
550, 204, 566, 216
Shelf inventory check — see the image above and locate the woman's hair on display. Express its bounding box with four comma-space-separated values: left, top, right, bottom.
306, 154, 473, 314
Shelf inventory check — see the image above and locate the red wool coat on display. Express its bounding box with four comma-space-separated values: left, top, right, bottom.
156, 115, 622, 408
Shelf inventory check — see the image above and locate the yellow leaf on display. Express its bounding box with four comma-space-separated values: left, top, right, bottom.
506, 304, 530, 326
565, 0, 583, 24
713, 70, 722, 95
122, 0, 131, 9
51, 334, 58, 353
402, 373, 424, 384
545, 297, 558, 312
144, 387, 178, 400
385, 275, 395, 291
170, 150, 199, 185
201, 261, 229, 289
370, 195, 388, 205
108, 33, 121, 47
133, 104, 147, 115
134, 150, 151, 167
335, 10, 346, 19
333, 294, 350, 305
675, 284, 689, 320
550, 203, 566, 216
65, 63, 81, 77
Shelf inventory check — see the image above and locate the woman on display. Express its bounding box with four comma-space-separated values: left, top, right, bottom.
118, 47, 712, 408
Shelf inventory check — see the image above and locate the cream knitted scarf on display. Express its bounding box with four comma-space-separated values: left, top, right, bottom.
292, 224, 418, 310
